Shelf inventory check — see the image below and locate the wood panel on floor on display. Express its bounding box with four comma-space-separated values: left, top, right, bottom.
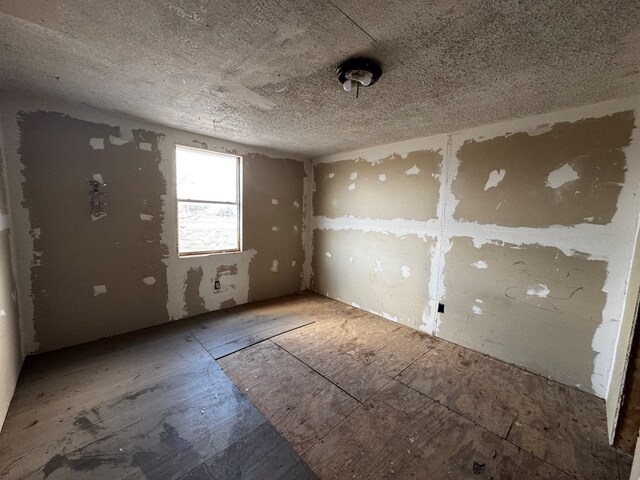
204, 314, 314, 360
179, 422, 317, 480
271, 305, 439, 402
303, 379, 573, 480
398, 340, 623, 480
1, 359, 227, 479
219, 340, 360, 454
507, 372, 625, 480
397, 341, 522, 437
192, 300, 315, 359
0, 303, 316, 480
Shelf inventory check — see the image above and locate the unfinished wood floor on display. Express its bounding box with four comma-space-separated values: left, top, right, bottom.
219, 294, 633, 480
0, 293, 633, 479
0, 297, 318, 479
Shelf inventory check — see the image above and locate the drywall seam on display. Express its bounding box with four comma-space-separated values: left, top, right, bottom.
314, 216, 440, 238
427, 132, 455, 335
302, 157, 313, 289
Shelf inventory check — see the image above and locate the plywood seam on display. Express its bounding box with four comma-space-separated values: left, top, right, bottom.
394, 378, 581, 480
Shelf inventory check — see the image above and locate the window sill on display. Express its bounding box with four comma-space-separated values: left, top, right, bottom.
178, 249, 242, 258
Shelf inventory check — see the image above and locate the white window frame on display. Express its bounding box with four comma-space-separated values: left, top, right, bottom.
175, 144, 242, 256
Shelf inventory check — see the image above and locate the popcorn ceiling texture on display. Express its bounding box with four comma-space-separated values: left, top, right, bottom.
1, 0, 640, 156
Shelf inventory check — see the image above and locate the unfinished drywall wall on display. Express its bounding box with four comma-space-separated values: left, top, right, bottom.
311, 135, 446, 334
442, 237, 607, 390
0, 93, 307, 353
312, 229, 433, 329
244, 153, 305, 302
313, 150, 441, 221
452, 113, 631, 227
0, 114, 21, 432
311, 97, 640, 418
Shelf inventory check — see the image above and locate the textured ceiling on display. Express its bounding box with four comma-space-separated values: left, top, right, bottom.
1, 0, 640, 156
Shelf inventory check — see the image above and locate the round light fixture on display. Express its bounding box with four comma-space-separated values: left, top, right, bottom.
336, 58, 382, 97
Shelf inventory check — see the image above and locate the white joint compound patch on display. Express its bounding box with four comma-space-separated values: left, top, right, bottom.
527, 284, 551, 298
93, 285, 107, 296
142, 276, 156, 285
327, 173, 335, 179
378, 174, 387, 182
405, 165, 420, 175
272, 226, 280, 231
374, 259, 383, 272
350, 172, 358, 180
271, 199, 279, 205
325, 252, 332, 258
401, 265, 411, 278
472, 260, 488, 269
109, 135, 129, 145
472, 305, 483, 315
139, 142, 152, 151
546, 164, 579, 188
293, 200, 300, 208
348, 183, 356, 191
140, 214, 153, 221
484, 169, 506, 190
92, 173, 104, 183
291, 260, 296, 267
89, 137, 104, 150
270, 260, 279, 272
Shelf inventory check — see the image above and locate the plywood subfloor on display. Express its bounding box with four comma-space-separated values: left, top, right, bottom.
0, 292, 632, 480
0, 295, 317, 480
219, 294, 633, 480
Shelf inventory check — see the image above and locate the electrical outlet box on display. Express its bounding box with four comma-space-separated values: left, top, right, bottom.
437, 303, 445, 313
214, 280, 221, 290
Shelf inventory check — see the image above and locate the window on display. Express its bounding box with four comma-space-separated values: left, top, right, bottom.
176, 145, 241, 255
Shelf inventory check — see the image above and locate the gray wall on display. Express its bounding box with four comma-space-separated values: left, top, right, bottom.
311, 98, 640, 413
0, 114, 22, 432
0, 94, 309, 354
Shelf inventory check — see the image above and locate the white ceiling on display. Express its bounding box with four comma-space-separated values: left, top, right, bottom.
1, 0, 640, 156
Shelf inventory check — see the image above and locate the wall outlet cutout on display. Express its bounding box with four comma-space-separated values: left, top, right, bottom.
437, 303, 445, 313
214, 280, 221, 290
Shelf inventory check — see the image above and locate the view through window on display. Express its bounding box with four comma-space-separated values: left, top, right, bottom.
176, 146, 241, 255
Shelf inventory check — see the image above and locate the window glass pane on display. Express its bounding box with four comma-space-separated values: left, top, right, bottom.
176, 147, 237, 202
178, 202, 239, 253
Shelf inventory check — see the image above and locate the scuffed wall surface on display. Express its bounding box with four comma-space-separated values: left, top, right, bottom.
0, 93, 307, 354
441, 237, 607, 390
0, 116, 21, 432
312, 229, 433, 329
311, 98, 640, 408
